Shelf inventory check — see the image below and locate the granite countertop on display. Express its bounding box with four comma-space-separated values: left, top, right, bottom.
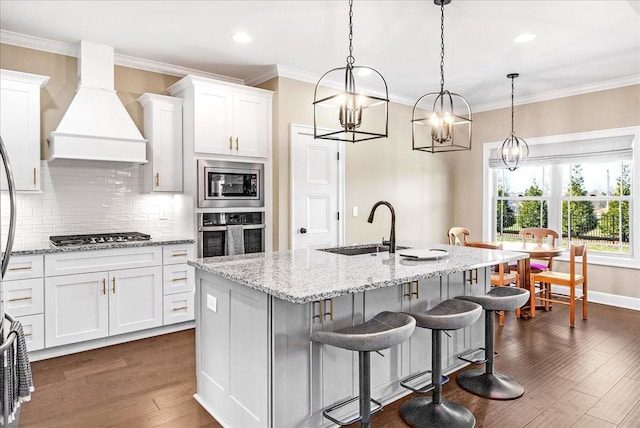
2, 235, 195, 257
188, 242, 529, 304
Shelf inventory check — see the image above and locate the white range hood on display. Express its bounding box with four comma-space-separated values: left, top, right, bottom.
48, 41, 147, 163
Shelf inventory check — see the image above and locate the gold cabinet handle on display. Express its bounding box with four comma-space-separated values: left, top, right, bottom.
33, 167, 37, 185
112, 277, 116, 293
229, 136, 233, 150
8, 296, 32, 302
172, 252, 188, 257
403, 283, 411, 300
312, 300, 324, 324
155, 172, 160, 187
102, 278, 106, 295
172, 306, 188, 311
410, 281, 419, 300
171, 277, 188, 282
323, 298, 334, 321
235, 137, 239, 151
24, 333, 33, 337
8, 266, 32, 271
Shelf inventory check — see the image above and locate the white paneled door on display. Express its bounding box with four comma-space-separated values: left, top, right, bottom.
291, 124, 344, 249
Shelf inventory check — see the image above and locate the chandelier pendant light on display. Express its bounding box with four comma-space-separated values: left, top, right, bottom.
313, 0, 389, 143
500, 73, 529, 170
412, 0, 472, 153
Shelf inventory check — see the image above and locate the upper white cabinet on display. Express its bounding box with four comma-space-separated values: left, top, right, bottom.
168, 75, 272, 158
137, 93, 183, 193
0, 69, 49, 191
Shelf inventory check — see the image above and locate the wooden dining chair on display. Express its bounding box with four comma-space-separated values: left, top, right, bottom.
465, 242, 519, 325
448, 227, 470, 246
518, 227, 560, 271
530, 244, 587, 327
514, 228, 561, 307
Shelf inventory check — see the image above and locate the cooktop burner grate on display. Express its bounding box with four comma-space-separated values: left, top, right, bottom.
50, 232, 151, 247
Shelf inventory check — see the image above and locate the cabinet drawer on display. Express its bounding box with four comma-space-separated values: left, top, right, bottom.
163, 291, 194, 325
2, 278, 44, 317
163, 264, 195, 295
16, 314, 44, 352
0, 255, 44, 281
45, 247, 162, 276
163, 245, 194, 265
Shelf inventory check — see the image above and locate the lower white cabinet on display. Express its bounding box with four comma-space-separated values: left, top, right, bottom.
163, 291, 195, 325
15, 314, 44, 352
1, 254, 45, 352
45, 266, 163, 347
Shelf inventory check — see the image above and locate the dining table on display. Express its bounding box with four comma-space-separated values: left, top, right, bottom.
467, 240, 565, 319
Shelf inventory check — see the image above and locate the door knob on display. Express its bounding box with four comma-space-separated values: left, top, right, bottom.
299, 228, 307, 234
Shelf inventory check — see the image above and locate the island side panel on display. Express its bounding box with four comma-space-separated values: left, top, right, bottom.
195, 271, 270, 428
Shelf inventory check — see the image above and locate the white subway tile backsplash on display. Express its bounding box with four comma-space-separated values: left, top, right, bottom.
1, 160, 176, 246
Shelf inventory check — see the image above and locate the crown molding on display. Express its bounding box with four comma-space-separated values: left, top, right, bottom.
4, 30, 637, 111
473, 74, 640, 113
0, 30, 243, 85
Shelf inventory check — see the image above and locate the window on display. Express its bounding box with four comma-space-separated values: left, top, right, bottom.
483, 127, 639, 269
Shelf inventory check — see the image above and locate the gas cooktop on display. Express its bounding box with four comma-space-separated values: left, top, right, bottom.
50, 232, 151, 247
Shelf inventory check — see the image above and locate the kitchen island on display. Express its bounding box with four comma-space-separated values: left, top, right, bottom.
188, 243, 528, 428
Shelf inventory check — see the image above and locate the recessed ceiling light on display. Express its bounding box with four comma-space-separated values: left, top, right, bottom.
232, 32, 252, 43
514, 33, 536, 43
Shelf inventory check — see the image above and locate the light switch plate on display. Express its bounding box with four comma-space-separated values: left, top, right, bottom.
207, 294, 217, 312
352, 206, 358, 216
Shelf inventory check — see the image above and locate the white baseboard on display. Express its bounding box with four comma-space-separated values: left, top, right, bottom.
28, 321, 195, 361
550, 285, 640, 311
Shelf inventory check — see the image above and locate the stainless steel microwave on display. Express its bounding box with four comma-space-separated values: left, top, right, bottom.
197, 159, 264, 208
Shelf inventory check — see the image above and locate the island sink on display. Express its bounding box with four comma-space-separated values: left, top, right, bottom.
320, 244, 409, 256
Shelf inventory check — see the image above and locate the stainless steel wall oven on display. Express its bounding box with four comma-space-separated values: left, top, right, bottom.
198, 159, 264, 208
198, 212, 265, 257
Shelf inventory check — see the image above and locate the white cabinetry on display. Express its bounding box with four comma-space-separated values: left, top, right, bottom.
0, 255, 45, 351
0, 69, 49, 191
168, 75, 272, 158
137, 93, 183, 192
162, 244, 195, 325
44, 247, 164, 347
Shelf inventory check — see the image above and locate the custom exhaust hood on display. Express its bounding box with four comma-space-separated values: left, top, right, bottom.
48, 41, 147, 163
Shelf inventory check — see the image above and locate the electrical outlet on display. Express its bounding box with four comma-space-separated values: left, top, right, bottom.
159, 208, 168, 220
207, 294, 217, 312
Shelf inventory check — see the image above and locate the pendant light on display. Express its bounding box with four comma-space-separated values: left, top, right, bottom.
412, 0, 472, 153
313, 0, 389, 143
500, 73, 529, 170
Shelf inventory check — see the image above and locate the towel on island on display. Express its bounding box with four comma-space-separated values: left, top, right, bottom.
0, 318, 34, 425
226, 225, 245, 256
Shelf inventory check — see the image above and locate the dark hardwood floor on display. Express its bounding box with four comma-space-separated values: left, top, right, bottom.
20, 301, 640, 427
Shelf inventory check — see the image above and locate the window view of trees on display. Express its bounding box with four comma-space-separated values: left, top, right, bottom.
599, 163, 630, 241
494, 160, 631, 254
562, 165, 599, 237
520, 180, 548, 228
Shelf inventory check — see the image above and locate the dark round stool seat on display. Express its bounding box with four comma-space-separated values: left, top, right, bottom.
454, 287, 531, 400
311, 311, 415, 428
456, 286, 529, 312
410, 299, 483, 331
400, 299, 482, 428
310, 311, 416, 352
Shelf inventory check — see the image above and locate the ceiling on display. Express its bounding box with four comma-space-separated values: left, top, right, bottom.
1, 0, 639, 111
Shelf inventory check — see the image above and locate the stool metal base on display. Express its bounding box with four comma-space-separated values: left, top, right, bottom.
400, 397, 475, 428
457, 369, 524, 400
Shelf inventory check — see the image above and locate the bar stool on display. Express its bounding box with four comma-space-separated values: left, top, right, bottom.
400, 299, 482, 428
311, 311, 416, 428
455, 286, 530, 399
